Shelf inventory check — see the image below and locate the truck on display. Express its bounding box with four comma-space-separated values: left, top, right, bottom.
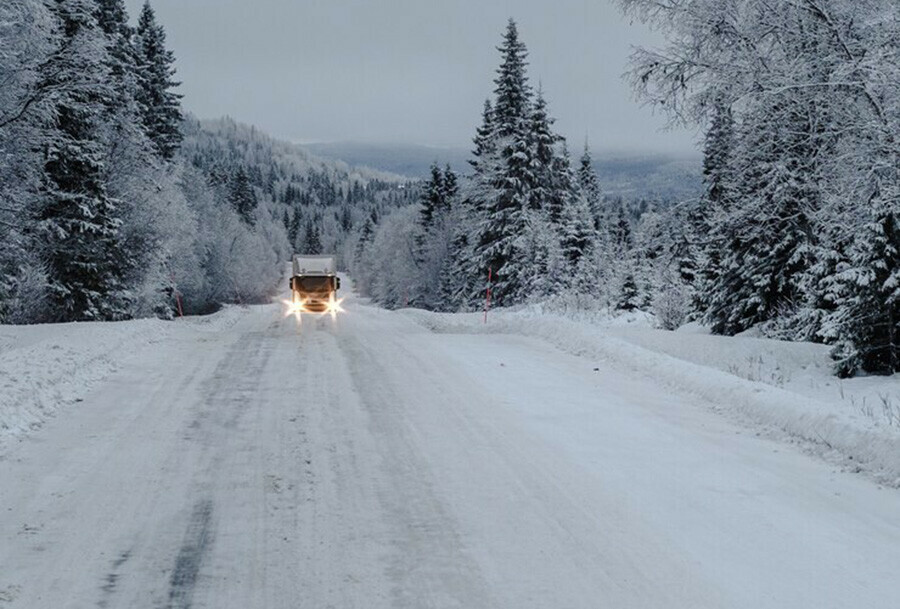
289, 255, 342, 313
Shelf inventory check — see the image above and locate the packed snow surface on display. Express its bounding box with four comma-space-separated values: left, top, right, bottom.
1, 289, 899, 608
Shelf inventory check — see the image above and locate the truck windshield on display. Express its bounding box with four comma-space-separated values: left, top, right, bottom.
296, 276, 333, 292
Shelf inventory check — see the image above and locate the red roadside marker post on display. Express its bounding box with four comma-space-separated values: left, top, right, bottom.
483, 267, 493, 324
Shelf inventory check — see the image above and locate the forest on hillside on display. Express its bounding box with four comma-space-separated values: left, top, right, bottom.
352, 8, 900, 378
0, 0, 414, 321
2, 1, 898, 378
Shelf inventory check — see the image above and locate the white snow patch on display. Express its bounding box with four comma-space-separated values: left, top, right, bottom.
399, 307, 900, 486
0, 305, 252, 449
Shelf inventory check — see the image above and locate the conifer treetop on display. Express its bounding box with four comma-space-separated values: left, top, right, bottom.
492, 18, 532, 139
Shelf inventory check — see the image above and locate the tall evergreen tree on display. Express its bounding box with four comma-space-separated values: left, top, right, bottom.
134, 1, 182, 159
693, 94, 735, 316
301, 219, 322, 254
441, 165, 458, 204
560, 190, 595, 268
38, 0, 127, 321
704, 97, 819, 335
471, 19, 535, 306
94, 0, 138, 100
826, 192, 900, 376
419, 162, 446, 231
229, 167, 257, 225
577, 142, 602, 230
470, 99, 495, 173
547, 141, 579, 226
527, 88, 557, 214
288, 208, 302, 248
354, 215, 375, 265
491, 19, 531, 139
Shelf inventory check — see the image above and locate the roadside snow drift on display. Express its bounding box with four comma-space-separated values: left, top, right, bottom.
0, 306, 248, 448
400, 307, 900, 487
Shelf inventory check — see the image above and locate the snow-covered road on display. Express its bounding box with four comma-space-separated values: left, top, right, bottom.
2, 292, 899, 608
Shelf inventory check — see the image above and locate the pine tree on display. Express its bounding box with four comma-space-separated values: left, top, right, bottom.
491, 19, 531, 139
617, 273, 640, 312
577, 142, 602, 230
527, 88, 557, 214
439, 220, 470, 311
560, 190, 595, 268
419, 162, 446, 231
471, 19, 535, 306
469, 99, 495, 173
339, 205, 352, 232
95, 0, 139, 102
301, 219, 322, 254
354, 216, 374, 265
38, 0, 128, 321
704, 97, 819, 335
288, 208, 302, 248
134, 1, 182, 159
611, 202, 633, 252
441, 165, 458, 204
229, 167, 257, 225
547, 141, 580, 226
826, 196, 900, 377
693, 93, 735, 316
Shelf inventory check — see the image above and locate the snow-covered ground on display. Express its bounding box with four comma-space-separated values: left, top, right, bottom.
401, 307, 900, 487
0, 306, 249, 447
1, 289, 899, 607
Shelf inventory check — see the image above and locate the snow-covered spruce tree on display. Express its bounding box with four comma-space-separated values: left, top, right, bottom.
414, 165, 458, 310
452, 101, 495, 309
692, 93, 734, 317
469, 99, 496, 174
300, 218, 322, 254
617, 0, 900, 372
527, 88, 557, 216
471, 19, 535, 306
288, 207, 302, 248
229, 166, 258, 225
441, 164, 459, 209
616, 273, 640, 312
608, 201, 640, 311
94, 0, 184, 319
37, 0, 128, 321
134, 0, 182, 160
559, 181, 595, 270
355, 215, 375, 264
519, 209, 567, 301
546, 141, 581, 238
704, 95, 820, 336
0, 0, 56, 322
95, 0, 138, 96
439, 187, 476, 312
826, 178, 900, 377
491, 19, 531, 140
418, 163, 446, 235
578, 142, 603, 231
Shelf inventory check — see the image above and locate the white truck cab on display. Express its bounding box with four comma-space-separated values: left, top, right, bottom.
289, 255, 341, 313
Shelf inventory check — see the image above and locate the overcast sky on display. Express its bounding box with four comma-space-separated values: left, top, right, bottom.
124, 0, 698, 155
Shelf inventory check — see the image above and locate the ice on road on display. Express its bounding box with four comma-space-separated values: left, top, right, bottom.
1, 292, 899, 608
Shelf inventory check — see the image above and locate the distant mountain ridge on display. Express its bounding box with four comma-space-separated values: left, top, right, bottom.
302, 141, 702, 201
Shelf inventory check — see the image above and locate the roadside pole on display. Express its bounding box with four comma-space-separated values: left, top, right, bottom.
483, 267, 492, 324
171, 273, 184, 318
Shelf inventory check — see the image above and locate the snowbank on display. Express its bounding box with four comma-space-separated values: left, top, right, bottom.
399, 307, 900, 486
0, 305, 251, 449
